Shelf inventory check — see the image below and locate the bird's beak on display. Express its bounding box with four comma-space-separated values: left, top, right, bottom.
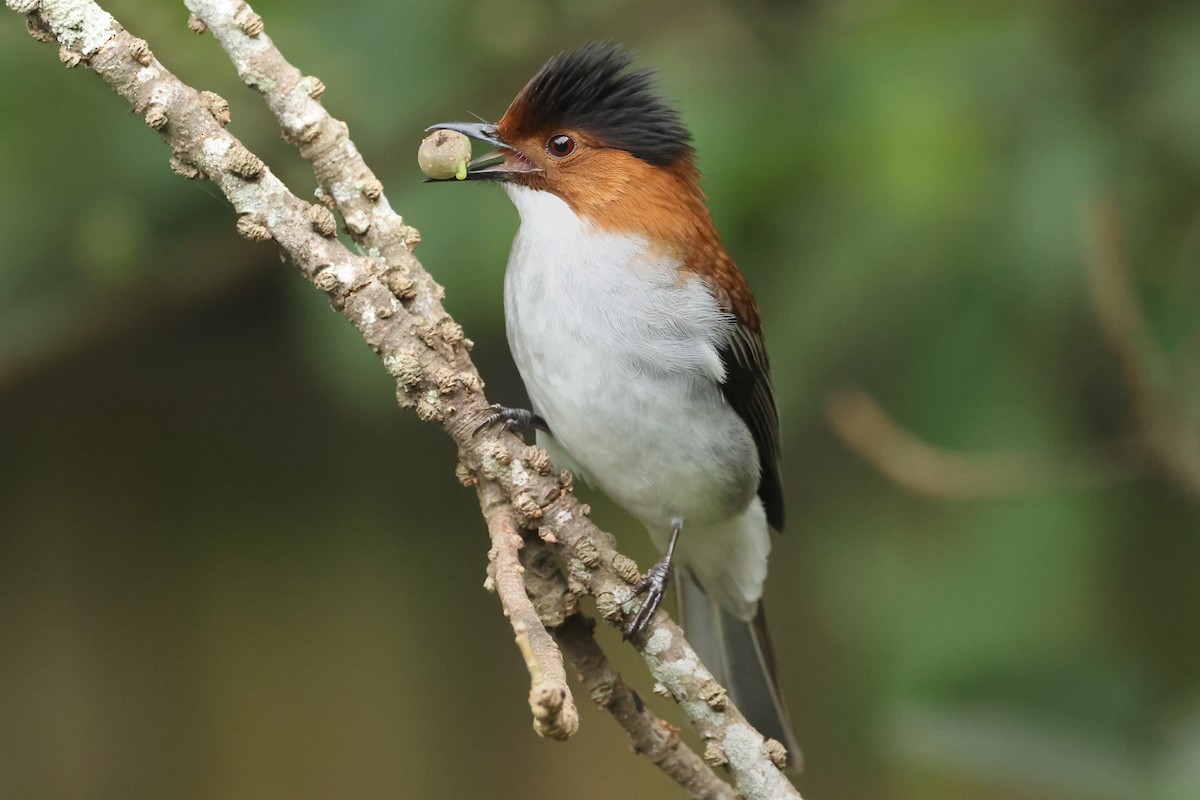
423, 122, 540, 182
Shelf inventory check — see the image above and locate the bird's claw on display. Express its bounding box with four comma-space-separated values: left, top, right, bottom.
474, 403, 539, 435
622, 556, 672, 640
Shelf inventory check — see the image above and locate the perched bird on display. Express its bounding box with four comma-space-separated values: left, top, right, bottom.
428, 42, 797, 760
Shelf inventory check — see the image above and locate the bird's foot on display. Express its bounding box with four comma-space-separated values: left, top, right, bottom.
623, 520, 682, 640
622, 555, 673, 639
474, 403, 550, 436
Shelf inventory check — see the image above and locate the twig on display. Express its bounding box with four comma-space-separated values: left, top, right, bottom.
10, 1, 804, 795
829, 200, 1200, 506
553, 617, 739, 800
1084, 199, 1200, 499
479, 481, 579, 741
180, 0, 423, 304
516, 536, 739, 799
827, 387, 1144, 498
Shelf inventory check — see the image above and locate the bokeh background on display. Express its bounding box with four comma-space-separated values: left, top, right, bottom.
3, 1, 1199, 798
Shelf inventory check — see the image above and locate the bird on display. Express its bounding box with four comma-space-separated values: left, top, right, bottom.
427, 41, 798, 762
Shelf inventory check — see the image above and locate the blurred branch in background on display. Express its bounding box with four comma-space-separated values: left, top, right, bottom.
1085, 199, 1200, 501
826, 388, 1145, 499
7, 0, 802, 795
828, 199, 1200, 505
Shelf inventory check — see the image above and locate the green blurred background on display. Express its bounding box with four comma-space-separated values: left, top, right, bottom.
2, 1, 1199, 798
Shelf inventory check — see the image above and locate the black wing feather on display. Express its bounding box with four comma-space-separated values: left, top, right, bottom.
717, 322, 785, 532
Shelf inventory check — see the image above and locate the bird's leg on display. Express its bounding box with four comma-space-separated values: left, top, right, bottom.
623, 518, 682, 639
474, 403, 551, 436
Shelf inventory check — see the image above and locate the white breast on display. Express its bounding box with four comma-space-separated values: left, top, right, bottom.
504, 185, 772, 618
500, 185, 768, 615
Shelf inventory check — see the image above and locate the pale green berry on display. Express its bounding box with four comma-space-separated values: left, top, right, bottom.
418, 129, 472, 180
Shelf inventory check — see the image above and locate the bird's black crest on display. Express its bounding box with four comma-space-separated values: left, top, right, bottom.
511, 42, 692, 167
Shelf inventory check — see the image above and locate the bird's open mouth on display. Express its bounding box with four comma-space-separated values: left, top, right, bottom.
463, 147, 538, 178
423, 122, 541, 181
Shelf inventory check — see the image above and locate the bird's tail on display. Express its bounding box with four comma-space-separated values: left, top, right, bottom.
677, 570, 802, 772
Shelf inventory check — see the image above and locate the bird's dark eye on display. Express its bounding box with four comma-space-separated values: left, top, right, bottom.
547, 134, 576, 158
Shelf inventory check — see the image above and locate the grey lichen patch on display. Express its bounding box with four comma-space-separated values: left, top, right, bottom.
477, 450, 505, 481
58, 46, 83, 68
611, 553, 640, 585
7, 0, 41, 14
384, 350, 424, 390
241, 70, 269, 90
703, 743, 729, 768
305, 203, 337, 238
699, 679, 728, 711
127, 37, 151, 65
144, 104, 168, 130
186, 13, 207, 35
595, 592, 623, 622
46, 0, 116, 53
764, 738, 789, 770
200, 90, 230, 126
644, 627, 673, 657
235, 215, 271, 242
227, 145, 264, 179
722, 723, 766, 770
549, 508, 573, 533
487, 443, 513, 467
345, 210, 370, 235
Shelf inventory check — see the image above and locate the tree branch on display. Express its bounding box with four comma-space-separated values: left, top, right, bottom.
1084, 199, 1200, 500
826, 387, 1145, 499
9, 1, 804, 796
828, 200, 1200, 508
478, 480, 580, 741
